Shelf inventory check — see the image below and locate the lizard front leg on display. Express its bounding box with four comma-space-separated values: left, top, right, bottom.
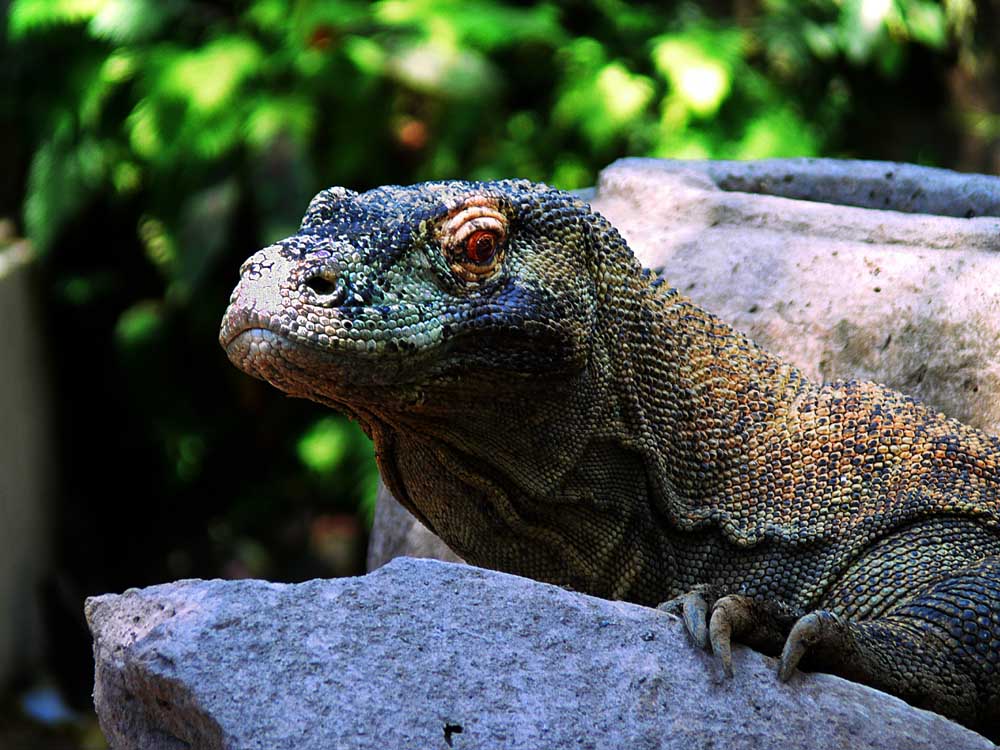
777, 555, 1000, 728
667, 557, 1000, 731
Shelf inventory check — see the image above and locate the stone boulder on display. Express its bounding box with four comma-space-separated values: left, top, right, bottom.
368, 157, 1000, 572
596, 157, 1000, 434
87, 558, 994, 750
365, 480, 463, 571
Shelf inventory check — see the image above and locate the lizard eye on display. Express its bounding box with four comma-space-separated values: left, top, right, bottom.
464, 230, 498, 264
440, 202, 507, 283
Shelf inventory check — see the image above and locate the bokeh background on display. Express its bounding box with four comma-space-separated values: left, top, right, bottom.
1, 0, 998, 746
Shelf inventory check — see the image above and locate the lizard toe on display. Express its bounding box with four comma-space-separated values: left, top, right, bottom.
708, 594, 756, 677
681, 591, 710, 649
778, 611, 842, 681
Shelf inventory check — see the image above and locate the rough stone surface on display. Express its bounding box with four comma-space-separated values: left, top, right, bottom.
87, 558, 994, 750
596, 157, 1000, 434
366, 480, 462, 570
648, 157, 1000, 218
369, 158, 1000, 571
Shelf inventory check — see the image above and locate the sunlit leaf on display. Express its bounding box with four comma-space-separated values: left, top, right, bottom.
802, 22, 839, 60
8, 0, 104, 38
115, 300, 164, 349
88, 0, 178, 42
651, 29, 742, 118
298, 417, 352, 474
839, 0, 890, 63
343, 35, 386, 75
138, 215, 176, 274
158, 37, 263, 114
733, 108, 819, 159
245, 95, 314, 149
386, 40, 498, 98
554, 39, 655, 149
125, 98, 163, 160
901, 0, 947, 48
374, 0, 562, 50
125, 37, 265, 163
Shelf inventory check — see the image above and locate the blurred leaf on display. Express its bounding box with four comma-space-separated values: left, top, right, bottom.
8, 0, 104, 37
245, 0, 293, 32
386, 40, 498, 98
343, 35, 387, 75
138, 215, 177, 275
24, 120, 108, 252
550, 157, 592, 191
289, 0, 371, 40
374, 0, 562, 50
652, 30, 742, 117
128, 37, 264, 162
298, 417, 352, 474
554, 39, 655, 149
170, 432, 206, 482
593, 0, 660, 33
88, 0, 180, 43
802, 21, 839, 60
733, 107, 819, 159
157, 37, 262, 114
901, 0, 947, 48
839, 0, 890, 63
114, 299, 164, 349
55, 271, 117, 305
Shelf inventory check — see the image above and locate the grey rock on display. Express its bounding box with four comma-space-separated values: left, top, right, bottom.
366, 480, 462, 570
644, 157, 1000, 218
369, 157, 1000, 570
594, 157, 1000, 434
87, 558, 994, 750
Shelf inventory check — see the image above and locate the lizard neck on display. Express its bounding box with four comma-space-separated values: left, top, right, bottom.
607, 278, 811, 539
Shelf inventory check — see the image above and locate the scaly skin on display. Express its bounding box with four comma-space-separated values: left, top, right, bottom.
220, 180, 1000, 734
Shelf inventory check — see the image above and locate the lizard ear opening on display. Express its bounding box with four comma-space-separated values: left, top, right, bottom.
439, 201, 507, 283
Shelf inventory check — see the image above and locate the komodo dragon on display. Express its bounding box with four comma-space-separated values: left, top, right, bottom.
220, 179, 1000, 733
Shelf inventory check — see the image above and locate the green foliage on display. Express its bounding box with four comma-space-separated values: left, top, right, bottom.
1, 0, 989, 588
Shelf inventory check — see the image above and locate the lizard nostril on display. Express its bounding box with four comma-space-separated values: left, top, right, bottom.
302, 273, 348, 307
305, 275, 337, 295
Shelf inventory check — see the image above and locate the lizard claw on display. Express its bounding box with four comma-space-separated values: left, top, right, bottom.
681, 591, 710, 649
657, 589, 711, 649
709, 605, 735, 677
779, 611, 839, 681
708, 595, 756, 677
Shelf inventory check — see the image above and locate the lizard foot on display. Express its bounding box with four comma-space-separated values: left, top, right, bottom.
771, 555, 1000, 732
661, 588, 801, 677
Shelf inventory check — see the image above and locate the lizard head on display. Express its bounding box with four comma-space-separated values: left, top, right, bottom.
220, 180, 628, 421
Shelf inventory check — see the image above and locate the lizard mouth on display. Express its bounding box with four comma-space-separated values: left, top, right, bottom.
221, 325, 260, 351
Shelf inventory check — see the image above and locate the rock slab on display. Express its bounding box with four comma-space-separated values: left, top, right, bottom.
87, 558, 994, 750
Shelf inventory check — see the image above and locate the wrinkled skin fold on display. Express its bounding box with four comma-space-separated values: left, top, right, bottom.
221, 179, 1000, 735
